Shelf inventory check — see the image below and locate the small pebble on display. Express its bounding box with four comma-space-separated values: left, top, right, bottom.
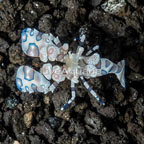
24, 111, 34, 128
13, 141, 20, 144
44, 95, 50, 105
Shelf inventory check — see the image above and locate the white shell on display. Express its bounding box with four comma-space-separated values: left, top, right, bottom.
16, 66, 50, 94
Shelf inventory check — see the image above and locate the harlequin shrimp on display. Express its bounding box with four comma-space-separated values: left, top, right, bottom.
16, 28, 125, 110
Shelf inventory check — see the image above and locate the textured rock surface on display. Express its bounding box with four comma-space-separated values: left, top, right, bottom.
0, 0, 144, 143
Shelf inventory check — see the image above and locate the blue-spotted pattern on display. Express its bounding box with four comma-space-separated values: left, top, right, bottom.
16, 28, 126, 110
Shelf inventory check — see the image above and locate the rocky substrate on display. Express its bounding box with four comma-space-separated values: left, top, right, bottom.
0, 0, 144, 143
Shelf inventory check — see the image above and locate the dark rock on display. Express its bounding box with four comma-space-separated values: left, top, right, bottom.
68, 118, 85, 134
0, 125, 7, 142
0, 68, 6, 85
8, 30, 21, 42
56, 19, 77, 39
6, 64, 18, 92
20, 1, 49, 26
62, 0, 86, 24
134, 98, 144, 116
113, 89, 125, 103
128, 87, 138, 102
74, 102, 87, 114
9, 43, 25, 65
90, 0, 102, 7
0, 0, 20, 32
56, 132, 71, 144
20, 93, 35, 102
97, 105, 117, 119
126, 52, 141, 72
101, 130, 128, 144
22, 99, 38, 113
38, 14, 53, 33
49, 0, 61, 7
35, 120, 55, 143
128, 72, 144, 81
28, 135, 45, 144
6, 97, 19, 109
48, 116, 62, 129
0, 111, 2, 121
0, 85, 4, 104
124, 108, 134, 123
53, 9, 65, 20
3, 110, 12, 126
84, 110, 105, 135
3, 135, 13, 144
86, 137, 99, 144
11, 110, 27, 143
127, 122, 144, 143
127, 0, 138, 8
0, 38, 9, 55
89, 10, 126, 36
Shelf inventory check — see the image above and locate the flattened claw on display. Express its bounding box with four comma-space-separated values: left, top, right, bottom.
16, 66, 50, 94
21, 28, 59, 62
22, 28, 41, 57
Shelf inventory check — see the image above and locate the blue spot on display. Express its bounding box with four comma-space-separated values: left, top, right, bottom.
21, 31, 28, 42
108, 66, 113, 72
30, 29, 34, 36
22, 28, 27, 33
25, 86, 29, 92
105, 60, 110, 68
27, 43, 39, 57
71, 87, 75, 91
76, 37, 80, 41
99, 99, 105, 105
62, 103, 69, 110
16, 78, 23, 91
31, 83, 37, 92
46, 39, 50, 43
23, 67, 34, 81
101, 70, 107, 75
88, 87, 92, 91
36, 32, 43, 41
81, 78, 85, 83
